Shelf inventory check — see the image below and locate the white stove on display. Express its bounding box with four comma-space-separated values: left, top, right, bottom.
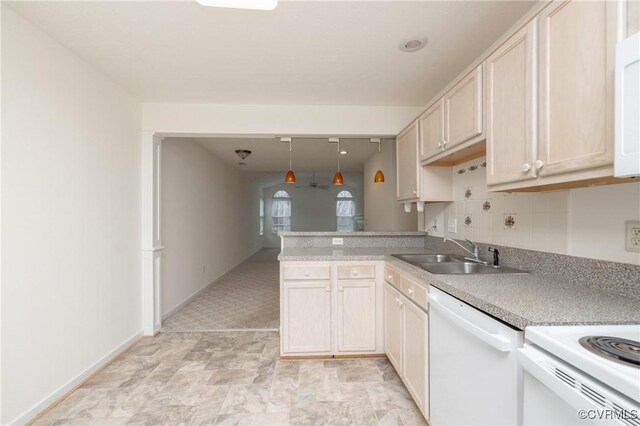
517, 324, 640, 426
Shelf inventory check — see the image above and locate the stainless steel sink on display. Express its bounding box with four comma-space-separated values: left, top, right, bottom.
391, 253, 527, 275
391, 253, 465, 264
422, 262, 526, 275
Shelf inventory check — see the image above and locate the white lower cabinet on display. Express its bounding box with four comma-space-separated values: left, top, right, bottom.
384, 283, 404, 370
280, 261, 383, 356
282, 280, 332, 354
402, 297, 429, 413
383, 266, 429, 421
337, 280, 376, 352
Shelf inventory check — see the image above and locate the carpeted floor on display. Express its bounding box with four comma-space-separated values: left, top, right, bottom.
162, 249, 281, 332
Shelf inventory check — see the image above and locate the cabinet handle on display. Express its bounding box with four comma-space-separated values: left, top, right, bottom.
352, 270, 359, 276
325, 286, 330, 292
521, 163, 531, 172
304, 271, 310, 277
339, 286, 344, 292
534, 160, 544, 170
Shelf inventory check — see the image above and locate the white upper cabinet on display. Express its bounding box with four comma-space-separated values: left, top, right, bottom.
396, 120, 420, 201
419, 99, 445, 163
486, 20, 538, 186
444, 65, 484, 149
537, 0, 614, 177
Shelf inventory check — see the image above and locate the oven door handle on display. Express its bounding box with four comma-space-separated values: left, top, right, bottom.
428, 294, 515, 352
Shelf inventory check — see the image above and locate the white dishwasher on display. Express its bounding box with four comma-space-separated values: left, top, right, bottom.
428, 286, 524, 425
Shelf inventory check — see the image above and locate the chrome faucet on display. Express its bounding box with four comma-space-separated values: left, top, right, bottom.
443, 237, 483, 263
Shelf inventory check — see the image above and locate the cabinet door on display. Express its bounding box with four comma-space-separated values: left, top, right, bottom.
402, 299, 429, 414
282, 281, 331, 354
384, 283, 403, 371
337, 280, 376, 352
396, 121, 419, 201
419, 99, 445, 162
486, 21, 538, 186
444, 65, 483, 149
538, 0, 614, 177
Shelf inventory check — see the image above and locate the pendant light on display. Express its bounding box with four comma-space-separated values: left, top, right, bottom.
281, 137, 296, 184
330, 138, 344, 185
370, 138, 385, 183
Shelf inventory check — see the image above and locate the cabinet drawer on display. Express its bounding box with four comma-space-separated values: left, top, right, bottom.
283, 266, 331, 281
401, 275, 428, 311
337, 265, 375, 280
384, 266, 401, 287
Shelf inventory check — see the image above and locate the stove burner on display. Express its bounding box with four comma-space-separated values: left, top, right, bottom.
579, 336, 640, 368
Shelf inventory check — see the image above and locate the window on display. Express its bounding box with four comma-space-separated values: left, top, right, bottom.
272, 190, 291, 234
336, 190, 355, 232
259, 197, 264, 236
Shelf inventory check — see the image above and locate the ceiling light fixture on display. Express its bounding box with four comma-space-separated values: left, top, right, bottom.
195, 0, 278, 11
235, 149, 252, 160
370, 138, 385, 183
329, 138, 344, 186
399, 37, 428, 53
281, 137, 296, 184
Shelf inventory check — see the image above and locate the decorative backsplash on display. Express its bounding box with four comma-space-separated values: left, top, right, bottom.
425, 156, 569, 254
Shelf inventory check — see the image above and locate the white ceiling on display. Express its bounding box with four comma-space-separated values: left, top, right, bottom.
186, 136, 389, 172
7, 0, 536, 106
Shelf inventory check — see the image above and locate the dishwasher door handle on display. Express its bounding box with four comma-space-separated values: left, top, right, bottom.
428, 294, 515, 352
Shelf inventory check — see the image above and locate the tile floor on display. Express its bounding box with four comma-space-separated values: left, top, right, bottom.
162, 249, 280, 331
34, 331, 426, 426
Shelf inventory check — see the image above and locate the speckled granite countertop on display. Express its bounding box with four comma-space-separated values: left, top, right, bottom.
278, 247, 640, 330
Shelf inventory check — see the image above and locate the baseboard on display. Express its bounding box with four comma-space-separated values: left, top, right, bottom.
162, 247, 264, 320
16, 330, 143, 426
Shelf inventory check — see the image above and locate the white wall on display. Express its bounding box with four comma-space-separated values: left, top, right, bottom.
424, 156, 640, 265
142, 103, 422, 136
364, 139, 417, 231
1, 6, 142, 424
161, 139, 263, 315
262, 173, 364, 248
569, 182, 640, 265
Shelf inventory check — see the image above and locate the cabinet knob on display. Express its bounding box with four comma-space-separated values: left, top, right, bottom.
395, 297, 399, 303
387, 275, 393, 281
352, 270, 359, 276
521, 163, 531, 172
325, 286, 331, 292
399, 300, 404, 307
437, 142, 443, 148
413, 190, 417, 195
339, 286, 344, 292
442, 141, 447, 150
408, 288, 414, 295
534, 160, 544, 170
304, 271, 310, 277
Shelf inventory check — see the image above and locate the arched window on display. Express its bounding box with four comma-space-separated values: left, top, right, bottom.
272, 190, 291, 234
336, 190, 355, 232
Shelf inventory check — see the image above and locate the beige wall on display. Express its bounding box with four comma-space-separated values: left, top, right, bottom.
161, 139, 264, 316
364, 140, 417, 231
424, 156, 640, 265
1, 6, 142, 423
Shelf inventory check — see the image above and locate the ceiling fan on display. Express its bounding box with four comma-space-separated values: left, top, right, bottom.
296, 172, 331, 190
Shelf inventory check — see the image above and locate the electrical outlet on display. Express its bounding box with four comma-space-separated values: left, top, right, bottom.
625, 221, 640, 252
448, 218, 457, 234
332, 237, 344, 246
